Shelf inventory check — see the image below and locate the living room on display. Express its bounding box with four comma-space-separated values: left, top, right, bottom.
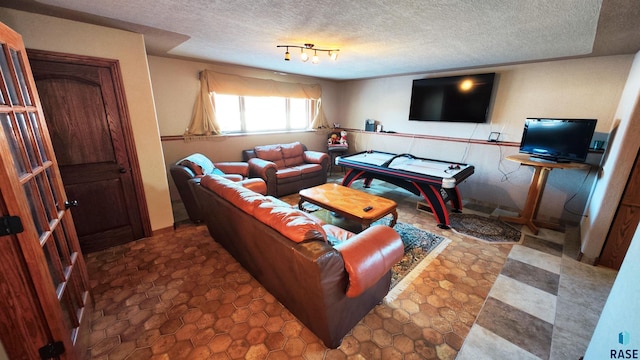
0, 2, 639, 359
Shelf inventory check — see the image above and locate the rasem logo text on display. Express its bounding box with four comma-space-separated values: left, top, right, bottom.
611, 349, 639, 359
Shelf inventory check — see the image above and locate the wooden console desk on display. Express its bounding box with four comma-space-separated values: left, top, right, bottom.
500, 154, 591, 234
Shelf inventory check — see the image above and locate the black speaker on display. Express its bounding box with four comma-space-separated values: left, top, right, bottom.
365, 119, 375, 132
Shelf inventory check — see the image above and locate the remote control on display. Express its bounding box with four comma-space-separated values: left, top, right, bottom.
363, 206, 373, 212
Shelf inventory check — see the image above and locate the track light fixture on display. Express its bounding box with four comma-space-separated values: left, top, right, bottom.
276, 43, 339, 64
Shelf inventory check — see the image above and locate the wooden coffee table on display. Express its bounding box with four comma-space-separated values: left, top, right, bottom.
298, 183, 397, 229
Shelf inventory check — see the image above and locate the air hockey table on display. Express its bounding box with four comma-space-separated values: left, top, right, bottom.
336, 150, 474, 228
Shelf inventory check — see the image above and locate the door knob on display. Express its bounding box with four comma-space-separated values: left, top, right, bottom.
64, 200, 78, 209
119, 167, 127, 173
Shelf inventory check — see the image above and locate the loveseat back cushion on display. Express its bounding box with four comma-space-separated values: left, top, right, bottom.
254, 144, 285, 169
281, 142, 305, 167
254, 203, 326, 243
200, 175, 265, 215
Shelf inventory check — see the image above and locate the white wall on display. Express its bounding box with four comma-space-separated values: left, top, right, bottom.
584, 227, 640, 358
580, 51, 640, 261
0, 8, 174, 231
337, 56, 633, 223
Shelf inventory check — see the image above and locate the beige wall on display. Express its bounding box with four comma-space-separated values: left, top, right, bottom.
0, 8, 174, 231
335, 56, 633, 224
148, 56, 342, 199
580, 51, 640, 260
150, 54, 634, 226
338, 56, 631, 142
149, 56, 341, 137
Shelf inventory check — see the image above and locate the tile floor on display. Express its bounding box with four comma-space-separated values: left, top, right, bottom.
85, 176, 617, 359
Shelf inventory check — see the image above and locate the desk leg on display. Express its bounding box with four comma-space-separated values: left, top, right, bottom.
500, 166, 551, 235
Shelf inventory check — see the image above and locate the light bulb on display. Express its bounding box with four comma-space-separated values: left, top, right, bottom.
300, 49, 309, 62
312, 51, 319, 64
284, 50, 290, 61
330, 51, 338, 61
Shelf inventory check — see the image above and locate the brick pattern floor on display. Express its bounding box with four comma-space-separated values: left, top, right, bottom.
86, 179, 513, 359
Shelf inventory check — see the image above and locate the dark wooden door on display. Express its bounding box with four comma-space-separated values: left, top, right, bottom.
0, 21, 89, 359
600, 149, 640, 269
27, 50, 150, 253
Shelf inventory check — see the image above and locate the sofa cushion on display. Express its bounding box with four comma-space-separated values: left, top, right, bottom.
275, 167, 302, 179
281, 142, 305, 167
254, 203, 326, 243
222, 174, 244, 182
292, 163, 323, 175
254, 144, 285, 169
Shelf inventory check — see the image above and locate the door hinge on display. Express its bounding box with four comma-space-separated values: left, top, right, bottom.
0, 216, 24, 236
39, 341, 65, 360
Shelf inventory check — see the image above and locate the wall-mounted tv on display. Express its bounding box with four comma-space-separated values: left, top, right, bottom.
408, 73, 496, 123
519, 118, 597, 163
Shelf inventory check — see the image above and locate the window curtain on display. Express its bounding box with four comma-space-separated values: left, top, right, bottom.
185, 70, 329, 136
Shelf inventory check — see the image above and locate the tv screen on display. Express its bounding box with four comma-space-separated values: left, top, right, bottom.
519, 118, 597, 163
409, 73, 496, 123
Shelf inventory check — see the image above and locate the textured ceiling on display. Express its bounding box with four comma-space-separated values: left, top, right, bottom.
3, 0, 640, 80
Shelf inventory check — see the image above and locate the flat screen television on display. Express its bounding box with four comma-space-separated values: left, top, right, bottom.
408, 73, 496, 123
519, 118, 597, 163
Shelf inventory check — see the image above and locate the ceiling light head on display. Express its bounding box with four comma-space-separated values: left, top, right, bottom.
277, 43, 340, 64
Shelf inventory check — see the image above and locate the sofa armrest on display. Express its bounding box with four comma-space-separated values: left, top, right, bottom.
214, 162, 250, 177
248, 158, 277, 178
303, 150, 330, 165
334, 225, 404, 298
248, 158, 277, 195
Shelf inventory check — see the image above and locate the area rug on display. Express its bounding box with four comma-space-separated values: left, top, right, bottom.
384, 223, 451, 302
448, 213, 522, 243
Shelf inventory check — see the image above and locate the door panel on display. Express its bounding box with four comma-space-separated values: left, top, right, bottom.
36, 78, 116, 165
0, 21, 89, 360
28, 54, 148, 253
600, 150, 640, 269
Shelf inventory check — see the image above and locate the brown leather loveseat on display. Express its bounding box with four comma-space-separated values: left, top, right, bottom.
170, 153, 267, 222
192, 174, 404, 348
242, 142, 329, 197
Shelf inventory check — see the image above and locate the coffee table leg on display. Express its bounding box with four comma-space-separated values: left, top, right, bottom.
298, 198, 305, 210
362, 210, 398, 230
389, 210, 397, 228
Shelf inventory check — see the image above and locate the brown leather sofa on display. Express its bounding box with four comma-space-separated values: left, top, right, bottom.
170, 153, 267, 222
242, 142, 329, 197
192, 174, 404, 348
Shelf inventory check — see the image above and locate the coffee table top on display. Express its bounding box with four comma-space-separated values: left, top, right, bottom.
299, 183, 397, 221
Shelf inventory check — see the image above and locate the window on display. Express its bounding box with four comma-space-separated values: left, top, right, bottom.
214, 94, 315, 133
